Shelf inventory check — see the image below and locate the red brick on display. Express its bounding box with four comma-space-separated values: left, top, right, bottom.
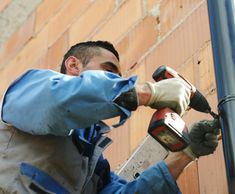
116, 16, 158, 74
147, 0, 162, 12
177, 162, 200, 194
48, 0, 91, 46
129, 107, 155, 151
174, 42, 215, 94
33, 50, 49, 69
69, 0, 115, 45
145, 1, 210, 80
32, 31, 70, 72
0, 25, 49, 96
205, 91, 219, 116
35, 0, 67, 33
105, 119, 131, 169
91, 0, 143, 44
48, 31, 69, 71
198, 142, 229, 194
129, 60, 147, 82
196, 43, 216, 93
178, 57, 196, 87
0, 13, 35, 69
159, 0, 202, 37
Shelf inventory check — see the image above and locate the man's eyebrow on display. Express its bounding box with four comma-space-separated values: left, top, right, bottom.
102, 61, 122, 76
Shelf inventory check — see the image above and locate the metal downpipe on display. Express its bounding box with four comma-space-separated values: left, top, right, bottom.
207, 0, 235, 193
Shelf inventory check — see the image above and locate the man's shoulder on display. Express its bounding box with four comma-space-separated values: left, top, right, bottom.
18, 68, 63, 80
23, 68, 59, 75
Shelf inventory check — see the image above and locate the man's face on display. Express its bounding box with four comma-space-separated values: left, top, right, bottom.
80, 47, 121, 76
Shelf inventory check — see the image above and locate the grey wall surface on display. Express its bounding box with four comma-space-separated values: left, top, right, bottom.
0, 0, 42, 45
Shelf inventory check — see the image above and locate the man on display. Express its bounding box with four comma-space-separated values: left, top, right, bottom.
0, 41, 219, 193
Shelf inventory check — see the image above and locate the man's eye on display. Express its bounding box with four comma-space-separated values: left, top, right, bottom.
105, 69, 114, 73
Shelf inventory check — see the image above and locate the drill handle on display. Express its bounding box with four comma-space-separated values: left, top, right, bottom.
152, 65, 211, 113
152, 65, 195, 90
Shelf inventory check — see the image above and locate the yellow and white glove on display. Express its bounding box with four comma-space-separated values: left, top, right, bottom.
146, 78, 191, 116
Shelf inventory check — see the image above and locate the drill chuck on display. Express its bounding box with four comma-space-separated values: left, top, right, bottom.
190, 90, 211, 113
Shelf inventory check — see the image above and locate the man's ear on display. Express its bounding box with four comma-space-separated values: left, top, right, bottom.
65, 56, 82, 76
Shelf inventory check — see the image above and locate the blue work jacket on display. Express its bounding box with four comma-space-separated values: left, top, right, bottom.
1, 69, 181, 194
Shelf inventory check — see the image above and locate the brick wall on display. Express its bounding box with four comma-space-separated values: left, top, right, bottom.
0, 0, 228, 193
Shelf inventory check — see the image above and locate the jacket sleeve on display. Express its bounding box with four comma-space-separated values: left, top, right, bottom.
99, 161, 182, 194
1, 69, 137, 136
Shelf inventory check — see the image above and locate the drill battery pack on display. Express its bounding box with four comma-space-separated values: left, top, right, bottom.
148, 108, 190, 152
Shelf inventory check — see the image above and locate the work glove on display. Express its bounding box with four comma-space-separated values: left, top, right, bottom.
146, 78, 191, 116
184, 118, 220, 159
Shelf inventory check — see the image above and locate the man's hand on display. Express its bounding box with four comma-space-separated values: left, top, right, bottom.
145, 78, 191, 116
187, 119, 220, 158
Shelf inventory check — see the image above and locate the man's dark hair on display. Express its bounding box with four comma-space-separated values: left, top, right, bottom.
60, 41, 119, 74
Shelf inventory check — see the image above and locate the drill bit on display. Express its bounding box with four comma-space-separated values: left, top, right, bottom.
209, 110, 219, 119
208, 110, 222, 140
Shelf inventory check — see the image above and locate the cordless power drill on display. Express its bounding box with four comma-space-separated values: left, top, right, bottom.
148, 65, 218, 152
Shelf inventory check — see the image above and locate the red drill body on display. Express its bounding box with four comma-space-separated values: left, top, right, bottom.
148, 65, 218, 152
